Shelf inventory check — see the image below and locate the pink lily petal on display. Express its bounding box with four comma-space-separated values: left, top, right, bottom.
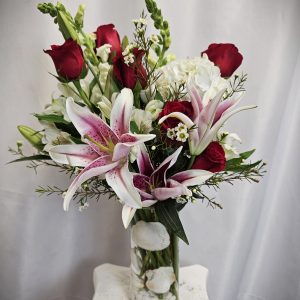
122, 205, 136, 228
187, 85, 203, 121
106, 163, 142, 208
170, 169, 213, 186
152, 179, 191, 200
136, 143, 154, 176
63, 155, 119, 211
66, 98, 118, 156
133, 174, 153, 200
150, 146, 182, 187
49, 144, 99, 167
213, 95, 242, 125
112, 133, 155, 161
110, 88, 133, 137
199, 104, 257, 155
197, 89, 226, 139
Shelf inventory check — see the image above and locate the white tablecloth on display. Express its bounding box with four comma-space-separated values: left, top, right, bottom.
93, 264, 209, 300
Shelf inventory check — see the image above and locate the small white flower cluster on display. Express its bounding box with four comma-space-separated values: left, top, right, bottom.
122, 43, 136, 66
132, 18, 147, 34
166, 122, 189, 143
78, 202, 89, 212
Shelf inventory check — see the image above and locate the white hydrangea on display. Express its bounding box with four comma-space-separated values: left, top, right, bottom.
155, 55, 228, 104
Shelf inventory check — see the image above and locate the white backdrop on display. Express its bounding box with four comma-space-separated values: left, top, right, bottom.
0, 0, 300, 299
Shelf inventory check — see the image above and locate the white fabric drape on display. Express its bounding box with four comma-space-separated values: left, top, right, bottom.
0, 0, 299, 299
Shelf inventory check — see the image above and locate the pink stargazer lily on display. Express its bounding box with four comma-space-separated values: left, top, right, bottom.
159, 86, 256, 156
49, 88, 155, 214
122, 145, 213, 227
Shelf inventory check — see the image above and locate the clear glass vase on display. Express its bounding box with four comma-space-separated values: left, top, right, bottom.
130, 208, 179, 300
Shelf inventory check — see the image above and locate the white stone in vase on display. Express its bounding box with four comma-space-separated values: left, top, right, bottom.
131, 221, 170, 251
145, 267, 176, 294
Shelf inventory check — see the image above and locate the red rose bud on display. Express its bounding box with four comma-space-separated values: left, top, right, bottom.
202, 43, 243, 77
113, 48, 147, 89
44, 39, 84, 81
192, 141, 226, 172
96, 24, 122, 57
159, 100, 194, 131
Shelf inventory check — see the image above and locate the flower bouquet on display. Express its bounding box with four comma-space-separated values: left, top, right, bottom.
10, 0, 266, 299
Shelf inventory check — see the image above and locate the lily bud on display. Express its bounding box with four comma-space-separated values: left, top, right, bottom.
17, 125, 44, 151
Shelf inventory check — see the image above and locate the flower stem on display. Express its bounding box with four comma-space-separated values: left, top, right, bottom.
73, 80, 93, 110
84, 58, 105, 95
187, 155, 196, 170
172, 233, 179, 299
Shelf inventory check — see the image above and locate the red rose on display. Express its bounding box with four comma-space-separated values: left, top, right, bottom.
44, 39, 84, 81
202, 43, 243, 77
191, 141, 226, 172
96, 24, 122, 57
159, 101, 194, 130
113, 48, 147, 89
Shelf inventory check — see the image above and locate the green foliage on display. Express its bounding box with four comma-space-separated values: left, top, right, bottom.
34, 113, 70, 124
155, 199, 189, 244
8, 154, 51, 164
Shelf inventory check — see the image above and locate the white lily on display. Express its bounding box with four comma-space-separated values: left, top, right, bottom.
49, 88, 155, 222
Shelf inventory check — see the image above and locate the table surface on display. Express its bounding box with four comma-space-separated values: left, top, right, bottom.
93, 263, 209, 300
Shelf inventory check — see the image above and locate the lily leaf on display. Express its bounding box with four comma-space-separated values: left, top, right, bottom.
240, 149, 255, 160
130, 121, 140, 134
155, 199, 189, 245
8, 155, 51, 164
34, 114, 70, 124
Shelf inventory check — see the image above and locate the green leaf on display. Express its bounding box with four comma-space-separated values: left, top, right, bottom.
155, 199, 189, 245
121, 35, 129, 50
130, 121, 140, 134
34, 114, 70, 124
104, 68, 120, 99
8, 154, 51, 164
133, 80, 142, 109
240, 149, 256, 160
155, 90, 164, 101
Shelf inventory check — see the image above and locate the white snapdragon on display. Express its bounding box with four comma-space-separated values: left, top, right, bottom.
218, 131, 242, 159
43, 96, 70, 122
131, 109, 153, 133
96, 44, 111, 63
145, 100, 164, 120
96, 95, 112, 120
